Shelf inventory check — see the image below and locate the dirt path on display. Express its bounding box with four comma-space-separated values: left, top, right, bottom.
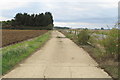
3, 31, 112, 78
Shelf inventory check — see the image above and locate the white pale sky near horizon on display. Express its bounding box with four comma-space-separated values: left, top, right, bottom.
0, 0, 119, 29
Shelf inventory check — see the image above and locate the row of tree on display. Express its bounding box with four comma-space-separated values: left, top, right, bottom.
2, 12, 54, 30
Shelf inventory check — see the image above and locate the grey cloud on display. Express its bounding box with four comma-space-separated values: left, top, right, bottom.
1, 1, 118, 28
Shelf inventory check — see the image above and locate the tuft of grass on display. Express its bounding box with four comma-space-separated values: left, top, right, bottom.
1, 31, 51, 75
77, 29, 90, 45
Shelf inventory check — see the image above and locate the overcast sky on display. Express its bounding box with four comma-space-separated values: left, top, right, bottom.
0, 0, 119, 29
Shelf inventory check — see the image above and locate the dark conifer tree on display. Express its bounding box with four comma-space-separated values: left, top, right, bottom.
9, 12, 54, 29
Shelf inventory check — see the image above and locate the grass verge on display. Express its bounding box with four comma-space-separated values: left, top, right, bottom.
1, 31, 51, 75
81, 45, 118, 79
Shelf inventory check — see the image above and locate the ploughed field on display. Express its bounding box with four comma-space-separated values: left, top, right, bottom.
1, 30, 48, 47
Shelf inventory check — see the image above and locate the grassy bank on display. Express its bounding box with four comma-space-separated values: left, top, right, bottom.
60, 29, 119, 79
1, 31, 51, 75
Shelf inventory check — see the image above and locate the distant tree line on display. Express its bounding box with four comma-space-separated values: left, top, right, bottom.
54, 26, 70, 29
2, 12, 54, 30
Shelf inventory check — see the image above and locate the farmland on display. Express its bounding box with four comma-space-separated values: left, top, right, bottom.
1, 30, 48, 47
